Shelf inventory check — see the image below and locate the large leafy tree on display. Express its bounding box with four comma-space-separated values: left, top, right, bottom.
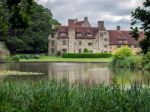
131, 0, 150, 54
0, 0, 34, 37
0, 0, 59, 54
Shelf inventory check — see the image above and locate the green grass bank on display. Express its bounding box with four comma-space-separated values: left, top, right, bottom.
8, 55, 112, 63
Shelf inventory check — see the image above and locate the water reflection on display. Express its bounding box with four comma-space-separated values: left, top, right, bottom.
48, 63, 111, 85
0, 62, 150, 85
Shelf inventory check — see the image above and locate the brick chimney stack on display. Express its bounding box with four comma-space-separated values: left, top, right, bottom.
84, 17, 88, 21
68, 19, 75, 29
98, 21, 104, 30
117, 26, 120, 30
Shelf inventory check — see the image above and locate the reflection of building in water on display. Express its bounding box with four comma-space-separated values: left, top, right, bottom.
48, 63, 111, 85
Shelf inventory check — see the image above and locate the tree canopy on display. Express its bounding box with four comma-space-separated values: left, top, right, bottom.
0, 0, 59, 54
131, 0, 150, 54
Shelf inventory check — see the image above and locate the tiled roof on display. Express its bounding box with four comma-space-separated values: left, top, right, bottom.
108, 30, 144, 45
56, 26, 98, 39
75, 27, 98, 39
75, 21, 84, 26
55, 25, 144, 44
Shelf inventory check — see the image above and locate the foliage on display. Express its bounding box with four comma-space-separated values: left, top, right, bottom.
0, 1, 59, 54
111, 47, 142, 69
142, 52, 150, 70
63, 53, 112, 58
113, 46, 133, 59
83, 48, 89, 53
5, 37, 27, 53
131, 0, 150, 54
0, 0, 34, 37
0, 80, 150, 112
110, 56, 142, 69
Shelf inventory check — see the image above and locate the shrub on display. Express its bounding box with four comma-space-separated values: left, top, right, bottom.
9, 55, 20, 62
142, 52, 150, 70
34, 55, 40, 59
57, 51, 62, 56
113, 46, 133, 59
63, 53, 112, 58
83, 48, 89, 53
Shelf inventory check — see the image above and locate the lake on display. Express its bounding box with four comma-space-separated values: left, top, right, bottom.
0, 62, 150, 85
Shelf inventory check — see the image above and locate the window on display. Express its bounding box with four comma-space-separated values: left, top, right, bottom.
51, 35, 54, 38
79, 41, 82, 45
79, 49, 82, 53
100, 32, 107, 37
51, 40, 54, 46
117, 45, 121, 48
87, 33, 92, 37
123, 39, 127, 43
62, 49, 67, 53
51, 49, 55, 53
118, 39, 122, 43
88, 42, 93, 46
104, 45, 108, 48
104, 38, 108, 41
60, 32, 66, 36
76, 32, 82, 37
128, 45, 132, 48
62, 40, 66, 45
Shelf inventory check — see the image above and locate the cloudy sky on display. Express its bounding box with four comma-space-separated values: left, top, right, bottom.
37, 0, 144, 30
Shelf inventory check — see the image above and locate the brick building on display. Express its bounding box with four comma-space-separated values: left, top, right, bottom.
48, 17, 144, 55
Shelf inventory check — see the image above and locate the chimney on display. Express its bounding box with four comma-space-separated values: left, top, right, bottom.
98, 21, 104, 30
117, 26, 120, 30
75, 18, 78, 22
84, 17, 88, 21
68, 19, 75, 29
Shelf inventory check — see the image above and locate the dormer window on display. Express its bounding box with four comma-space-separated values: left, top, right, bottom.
76, 32, 82, 37
123, 39, 127, 43
118, 39, 122, 43
87, 32, 92, 37
60, 32, 66, 37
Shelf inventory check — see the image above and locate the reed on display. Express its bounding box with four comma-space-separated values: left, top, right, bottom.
0, 80, 150, 112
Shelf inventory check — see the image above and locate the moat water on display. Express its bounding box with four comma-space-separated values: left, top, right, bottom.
0, 62, 150, 85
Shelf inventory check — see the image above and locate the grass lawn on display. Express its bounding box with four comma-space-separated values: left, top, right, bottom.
20, 55, 112, 63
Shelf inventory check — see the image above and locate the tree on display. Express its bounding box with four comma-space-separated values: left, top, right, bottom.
0, 1, 59, 54
0, 0, 34, 37
131, 0, 150, 54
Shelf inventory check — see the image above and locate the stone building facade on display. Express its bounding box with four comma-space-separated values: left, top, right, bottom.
48, 17, 144, 55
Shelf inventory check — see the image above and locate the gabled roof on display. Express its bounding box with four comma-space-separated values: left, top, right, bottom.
55, 25, 99, 39
108, 30, 144, 45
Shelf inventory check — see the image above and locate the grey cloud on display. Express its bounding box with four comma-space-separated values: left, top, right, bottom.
37, 0, 143, 30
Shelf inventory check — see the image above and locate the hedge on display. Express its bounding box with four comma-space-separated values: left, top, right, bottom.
63, 53, 112, 58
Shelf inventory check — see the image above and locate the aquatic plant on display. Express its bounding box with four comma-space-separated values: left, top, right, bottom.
0, 80, 150, 112
0, 70, 44, 76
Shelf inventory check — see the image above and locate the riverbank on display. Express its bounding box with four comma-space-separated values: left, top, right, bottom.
20, 55, 112, 63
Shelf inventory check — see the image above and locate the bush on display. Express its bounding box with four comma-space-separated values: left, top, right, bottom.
83, 48, 89, 53
56, 51, 62, 56
110, 56, 142, 69
110, 47, 135, 69
142, 52, 150, 70
9, 55, 20, 62
113, 46, 133, 59
63, 53, 112, 58
18, 54, 40, 59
